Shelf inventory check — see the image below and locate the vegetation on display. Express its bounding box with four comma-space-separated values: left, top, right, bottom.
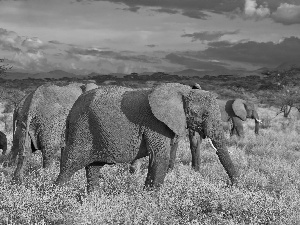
0, 110, 300, 224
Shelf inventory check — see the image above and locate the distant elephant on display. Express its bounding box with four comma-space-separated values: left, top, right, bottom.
0, 82, 98, 183
0, 131, 7, 155
218, 99, 261, 137
55, 83, 239, 193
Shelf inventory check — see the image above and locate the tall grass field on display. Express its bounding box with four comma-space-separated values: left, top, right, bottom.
0, 104, 300, 224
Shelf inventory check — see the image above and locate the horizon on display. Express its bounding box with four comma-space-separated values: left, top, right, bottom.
0, 0, 300, 75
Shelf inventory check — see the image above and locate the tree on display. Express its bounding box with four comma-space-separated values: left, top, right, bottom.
273, 85, 300, 118
0, 58, 12, 76
262, 68, 300, 117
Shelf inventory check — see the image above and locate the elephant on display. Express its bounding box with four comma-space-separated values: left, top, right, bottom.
218, 99, 261, 137
130, 92, 260, 175
0, 130, 7, 155
55, 83, 239, 193
0, 82, 98, 183
129, 83, 202, 174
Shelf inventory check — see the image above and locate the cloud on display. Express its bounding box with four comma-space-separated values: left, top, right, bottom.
146, 44, 157, 48
151, 8, 179, 14
22, 37, 49, 50
271, 3, 300, 25
182, 30, 239, 42
181, 10, 208, 19
13, 50, 50, 71
244, 0, 270, 19
240, 0, 300, 24
0, 28, 22, 52
76, 0, 244, 19
122, 6, 140, 12
48, 40, 64, 45
75, 0, 300, 24
165, 53, 229, 71
66, 46, 160, 63
202, 36, 300, 67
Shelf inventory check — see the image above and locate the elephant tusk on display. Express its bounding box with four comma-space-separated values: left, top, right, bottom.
255, 119, 262, 124
207, 138, 217, 151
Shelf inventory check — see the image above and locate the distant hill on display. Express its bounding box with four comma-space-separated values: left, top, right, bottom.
3, 62, 298, 80
172, 69, 208, 77
3, 70, 79, 80
275, 62, 300, 71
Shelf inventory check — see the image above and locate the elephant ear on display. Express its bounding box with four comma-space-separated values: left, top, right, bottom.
232, 99, 247, 121
149, 83, 191, 136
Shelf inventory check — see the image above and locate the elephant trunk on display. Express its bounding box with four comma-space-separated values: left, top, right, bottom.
205, 119, 239, 185
210, 137, 239, 184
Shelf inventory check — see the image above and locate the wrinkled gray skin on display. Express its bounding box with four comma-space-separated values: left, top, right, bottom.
0, 131, 7, 155
55, 83, 238, 193
0, 82, 98, 183
130, 83, 202, 173
218, 99, 260, 137
131, 99, 260, 175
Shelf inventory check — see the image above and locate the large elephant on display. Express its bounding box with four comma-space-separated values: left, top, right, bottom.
0, 82, 98, 183
218, 99, 261, 137
0, 130, 7, 155
55, 83, 239, 193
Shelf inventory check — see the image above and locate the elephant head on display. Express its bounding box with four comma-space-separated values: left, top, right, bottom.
232, 99, 261, 135
149, 83, 239, 184
80, 83, 98, 92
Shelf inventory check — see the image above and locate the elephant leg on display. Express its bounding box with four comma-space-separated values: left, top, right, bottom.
12, 155, 28, 183
168, 135, 179, 171
85, 162, 106, 194
55, 146, 90, 186
144, 133, 171, 189
232, 117, 244, 137
229, 119, 236, 136
189, 130, 202, 172
254, 120, 259, 135
1, 140, 7, 155
41, 147, 55, 169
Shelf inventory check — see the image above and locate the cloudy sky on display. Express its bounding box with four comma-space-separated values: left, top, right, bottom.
0, 0, 299, 75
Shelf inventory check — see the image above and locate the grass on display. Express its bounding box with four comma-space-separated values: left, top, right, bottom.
1, 106, 300, 224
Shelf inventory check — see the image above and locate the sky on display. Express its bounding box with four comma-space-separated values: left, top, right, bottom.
0, 0, 300, 75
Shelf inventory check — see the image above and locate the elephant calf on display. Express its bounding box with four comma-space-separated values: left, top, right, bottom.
55, 83, 239, 193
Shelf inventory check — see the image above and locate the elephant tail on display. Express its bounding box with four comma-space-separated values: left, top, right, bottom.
21, 92, 37, 157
